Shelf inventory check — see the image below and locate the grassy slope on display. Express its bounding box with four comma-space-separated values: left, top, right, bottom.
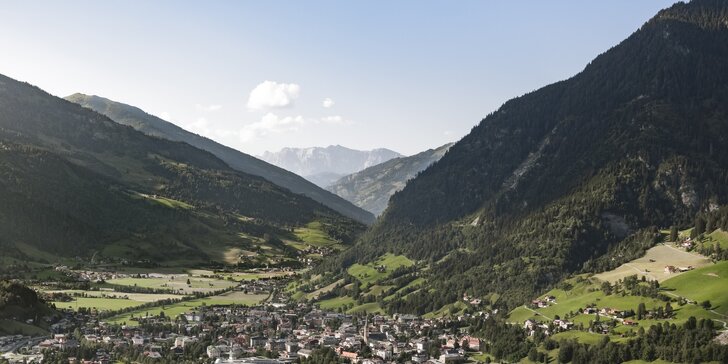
0, 319, 49, 336
509, 273, 722, 327
594, 244, 712, 283
105, 291, 267, 326
294, 222, 339, 247
347, 253, 414, 287
661, 260, 728, 315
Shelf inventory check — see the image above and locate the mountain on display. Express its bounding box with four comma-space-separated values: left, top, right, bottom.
328, 143, 454, 215
259, 145, 402, 187
64, 94, 374, 225
0, 74, 364, 265
313, 0, 728, 313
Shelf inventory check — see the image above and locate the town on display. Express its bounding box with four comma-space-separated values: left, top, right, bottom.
1, 268, 502, 364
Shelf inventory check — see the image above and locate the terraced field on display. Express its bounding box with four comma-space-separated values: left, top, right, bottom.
347, 253, 414, 287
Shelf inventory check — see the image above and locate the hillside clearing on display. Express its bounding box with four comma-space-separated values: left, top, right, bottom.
347, 253, 414, 287
594, 244, 711, 283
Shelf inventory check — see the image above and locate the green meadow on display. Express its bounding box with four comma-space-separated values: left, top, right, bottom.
661, 260, 728, 316
347, 253, 414, 287
105, 291, 268, 326
294, 221, 340, 247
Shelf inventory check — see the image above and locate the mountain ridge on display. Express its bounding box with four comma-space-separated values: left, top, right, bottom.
64, 93, 375, 224
327, 143, 453, 215
259, 145, 402, 187
314, 0, 728, 312
0, 74, 364, 264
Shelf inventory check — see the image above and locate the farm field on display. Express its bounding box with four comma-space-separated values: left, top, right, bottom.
46, 289, 183, 312
347, 253, 414, 287
594, 244, 711, 283
105, 291, 268, 326
222, 271, 293, 281
107, 275, 238, 294
45, 290, 181, 303
50, 296, 148, 312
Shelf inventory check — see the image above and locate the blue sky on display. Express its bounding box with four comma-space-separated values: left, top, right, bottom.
0, 1, 675, 155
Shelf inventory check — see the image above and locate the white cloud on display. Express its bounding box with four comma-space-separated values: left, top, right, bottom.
238, 112, 353, 142
240, 112, 306, 142
195, 104, 222, 112
322, 97, 335, 108
246, 81, 301, 110
319, 115, 351, 125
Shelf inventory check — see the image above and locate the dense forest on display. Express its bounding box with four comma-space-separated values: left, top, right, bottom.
314, 0, 728, 311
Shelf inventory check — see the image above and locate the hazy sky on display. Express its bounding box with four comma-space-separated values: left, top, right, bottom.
0, 1, 675, 156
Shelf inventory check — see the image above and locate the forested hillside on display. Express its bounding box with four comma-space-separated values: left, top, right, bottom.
0, 74, 364, 265
65, 93, 375, 224
328, 143, 453, 215
313, 0, 728, 311
0, 281, 56, 335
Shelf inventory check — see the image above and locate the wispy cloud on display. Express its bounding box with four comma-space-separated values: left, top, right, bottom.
246, 81, 301, 110
195, 104, 222, 112
240, 113, 306, 141
239, 113, 352, 142
322, 97, 335, 108
320, 115, 351, 125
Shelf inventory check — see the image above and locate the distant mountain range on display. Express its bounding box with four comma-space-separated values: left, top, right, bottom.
65, 93, 374, 224
317, 0, 728, 311
0, 74, 365, 265
328, 143, 453, 215
259, 145, 402, 188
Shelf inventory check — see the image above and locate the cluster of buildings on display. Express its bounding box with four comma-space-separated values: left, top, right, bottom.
664, 265, 694, 274
1, 296, 497, 364
529, 295, 557, 309
201, 305, 493, 364
679, 238, 695, 250
523, 317, 574, 336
